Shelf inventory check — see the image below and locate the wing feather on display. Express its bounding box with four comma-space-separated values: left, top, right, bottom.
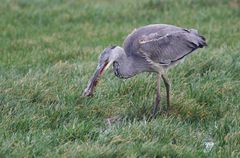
138, 30, 207, 65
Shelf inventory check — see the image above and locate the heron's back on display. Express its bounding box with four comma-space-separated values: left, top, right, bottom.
123, 24, 207, 72
123, 24, 182, 56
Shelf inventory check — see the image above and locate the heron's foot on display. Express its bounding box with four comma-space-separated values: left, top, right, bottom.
151, 103, 171, 119
164, 100, 171, 112
152, 106, 170, 117
151, 106, 159, 119
150, 98, 161, 119
161, 104, 172, 115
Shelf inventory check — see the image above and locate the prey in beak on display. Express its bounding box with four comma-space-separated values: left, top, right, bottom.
83, 46, 118, 97
83, 60, 109, 96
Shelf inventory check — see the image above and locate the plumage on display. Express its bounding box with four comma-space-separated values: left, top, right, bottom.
83, 24, 207, 117
123, 24, 206, 70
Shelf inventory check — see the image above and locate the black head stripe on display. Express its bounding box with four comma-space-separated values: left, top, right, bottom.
110, 45, 117, 49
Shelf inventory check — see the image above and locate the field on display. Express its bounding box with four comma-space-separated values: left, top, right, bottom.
0, 0, 240, 157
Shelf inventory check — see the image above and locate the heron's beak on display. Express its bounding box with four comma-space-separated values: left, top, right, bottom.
83, 61, 109, 97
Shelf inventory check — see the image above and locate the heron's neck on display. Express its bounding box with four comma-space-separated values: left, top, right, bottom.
112, 47, 152, 78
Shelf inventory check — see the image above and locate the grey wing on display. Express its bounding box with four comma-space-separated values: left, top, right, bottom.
138, 29, 207, 65
123, 24, 182, 57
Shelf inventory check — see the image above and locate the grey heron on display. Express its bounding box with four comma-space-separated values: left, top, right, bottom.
83, 24, 207, 117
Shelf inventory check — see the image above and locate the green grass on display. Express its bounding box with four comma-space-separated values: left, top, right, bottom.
1, 0, 240, 157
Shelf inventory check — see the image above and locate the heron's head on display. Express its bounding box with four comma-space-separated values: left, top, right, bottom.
83, 45, 123, 96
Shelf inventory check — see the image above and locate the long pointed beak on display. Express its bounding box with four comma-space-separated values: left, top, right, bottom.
83, 61, 109, 97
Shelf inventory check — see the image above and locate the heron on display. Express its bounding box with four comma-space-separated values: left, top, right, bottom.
83, 24, 207, 117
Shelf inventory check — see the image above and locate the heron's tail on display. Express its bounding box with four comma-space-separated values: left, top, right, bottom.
198, 35, 207, 48
189, 29, 207, 47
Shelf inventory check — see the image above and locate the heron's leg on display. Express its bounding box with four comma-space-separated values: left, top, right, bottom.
152, 74, 161, 117
161, 74, 170, 111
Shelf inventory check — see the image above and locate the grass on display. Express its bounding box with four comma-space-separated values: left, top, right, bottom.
0, 0, 240, 157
